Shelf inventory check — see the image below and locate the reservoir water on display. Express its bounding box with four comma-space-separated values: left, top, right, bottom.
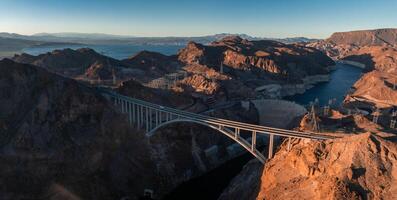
284, 63, 363, 106
22, 44, 183, 59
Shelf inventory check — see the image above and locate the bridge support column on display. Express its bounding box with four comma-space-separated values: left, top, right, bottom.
269, 134, 274, 159
155, 110, 159, 127
120, 99, 124, 113
113, 97, 117, 106
128, 102, 132, 125
159, 111, 162, 124
234, 128, 240, 139
148, 108, 152, 130
287, 137, 291, 152
137, 105, 141, 129
146, 107, 149, 132
139, 106, 145, 128
251, 131, 257, 151
132, 103, 136, 124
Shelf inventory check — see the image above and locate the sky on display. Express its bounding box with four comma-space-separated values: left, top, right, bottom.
1, 0, 397, 39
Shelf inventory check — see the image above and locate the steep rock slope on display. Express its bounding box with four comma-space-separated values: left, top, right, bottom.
340, 46, 397, 73
0, 59, 157, 199
340, 46, 397, 111
257, 133, 397, 200
344, 71, 397, 109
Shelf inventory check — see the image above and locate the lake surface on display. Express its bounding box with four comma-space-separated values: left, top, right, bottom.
285, 63, 363, 106
22, 44, 183, 60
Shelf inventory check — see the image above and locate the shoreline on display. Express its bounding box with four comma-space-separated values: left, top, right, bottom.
336, 60, 366, 69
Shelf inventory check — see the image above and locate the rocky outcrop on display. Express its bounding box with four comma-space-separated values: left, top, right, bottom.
344, 71, 397, 109
122, 50, 182, 82
307, 28, 397, 60
12, 48, 134, 81
340, 46, 397, 112
340, 46, 397, 73
257, 133, 397, 200
326, 28, 397, 46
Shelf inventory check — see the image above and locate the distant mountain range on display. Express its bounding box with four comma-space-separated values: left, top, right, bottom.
0, 32, 318, 46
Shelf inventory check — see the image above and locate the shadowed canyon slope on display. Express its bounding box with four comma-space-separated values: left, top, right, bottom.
0, 59, 161, 199
0, 59, 263, 199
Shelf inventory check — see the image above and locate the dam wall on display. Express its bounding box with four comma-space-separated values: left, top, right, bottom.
250, 99, 307, 129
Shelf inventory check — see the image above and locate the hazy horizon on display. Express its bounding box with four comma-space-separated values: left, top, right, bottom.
1, 0, 397, 39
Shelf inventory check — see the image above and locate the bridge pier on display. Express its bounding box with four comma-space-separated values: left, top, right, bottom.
140, 106, 144, 128
155, 110, 159, 127
234, 128, 240, 139
121, 99, 125, 113
139, 106, 143, 128
146, 107, 149, 132
268, 134, 274, 158
147, 108, 151, 130
251, 131, 257, 151
287, 137, 291, 151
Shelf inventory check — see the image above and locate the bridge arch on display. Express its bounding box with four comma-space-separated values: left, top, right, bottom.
146, 118, 267, 163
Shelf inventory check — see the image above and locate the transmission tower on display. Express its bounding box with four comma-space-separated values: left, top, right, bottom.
310, 104, 320, 132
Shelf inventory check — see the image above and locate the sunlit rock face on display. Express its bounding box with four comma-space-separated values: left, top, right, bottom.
344, 71, 397, 109
178, 36, 333, 77
340, 46, 397, 113
257, 133, 397, 200
340, 46, 397, 73
176, 36, 334, 97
